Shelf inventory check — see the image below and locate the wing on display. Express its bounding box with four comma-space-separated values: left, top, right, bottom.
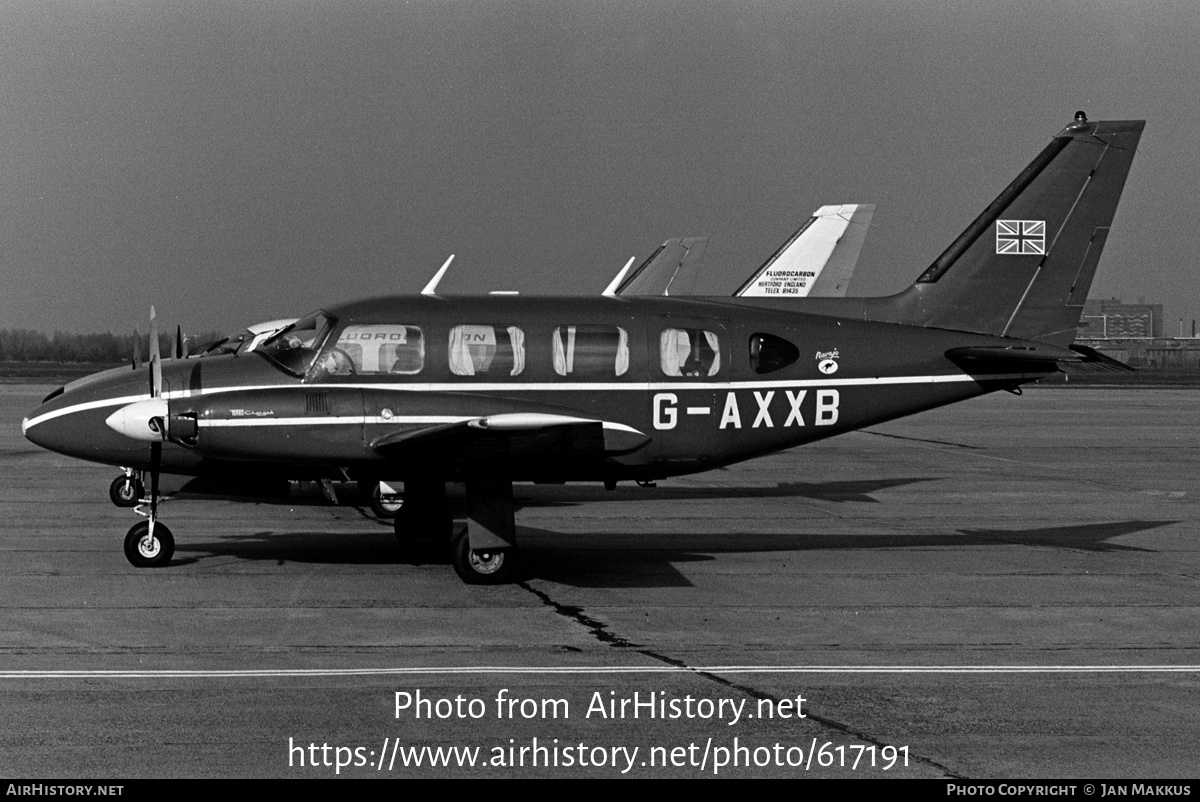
371, 411, 651, 470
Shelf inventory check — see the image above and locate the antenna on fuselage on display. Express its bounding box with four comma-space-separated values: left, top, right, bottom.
421, 254, 456, 296
602, 256, 637, 298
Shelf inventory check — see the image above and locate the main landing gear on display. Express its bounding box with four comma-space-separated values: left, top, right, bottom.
392, 478, 453, 559
392, 476, 520, 584
369, 481, 405, 519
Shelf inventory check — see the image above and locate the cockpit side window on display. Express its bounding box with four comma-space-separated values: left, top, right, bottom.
749, 332, 799, 374
552, 325, 629, 377
449, 325, 526, 376
660, 329, 720, 377
256, 311, 336, 377
320, 324, 425, 376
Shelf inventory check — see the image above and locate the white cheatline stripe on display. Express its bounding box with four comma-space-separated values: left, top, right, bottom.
22, 393, 145, 433
199, 415, 467, 428
23, 371, 1022, 433
198, 416, 645, 433
3, 665, 1199, 679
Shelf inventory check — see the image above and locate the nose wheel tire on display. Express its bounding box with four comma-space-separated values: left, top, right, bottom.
123, 521, 175, 567
110, 475, 143, 508
451, 529, 517, 585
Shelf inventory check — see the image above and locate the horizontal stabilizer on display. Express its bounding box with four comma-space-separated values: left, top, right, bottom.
945, 341, 1134, 374
945, 343, 1081, 365
1066, 343, 1137, 372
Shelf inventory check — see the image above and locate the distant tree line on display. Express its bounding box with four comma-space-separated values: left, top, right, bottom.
0, 329, 223, 363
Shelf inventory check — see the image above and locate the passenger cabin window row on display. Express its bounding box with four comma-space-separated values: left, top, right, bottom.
317, 324, 797, 378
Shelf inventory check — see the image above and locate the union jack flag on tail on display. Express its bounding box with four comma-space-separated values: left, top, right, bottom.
995, 219, 1045, 255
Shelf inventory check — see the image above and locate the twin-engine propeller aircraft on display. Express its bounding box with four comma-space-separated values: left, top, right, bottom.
23, 114, 1143, 584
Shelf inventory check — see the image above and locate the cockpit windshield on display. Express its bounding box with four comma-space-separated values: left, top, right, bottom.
255, 311, 336, 377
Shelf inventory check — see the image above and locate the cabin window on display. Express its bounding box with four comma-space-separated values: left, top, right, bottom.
448, 325, 526, 376
660, 329, 720, 377
324, 324, 425, 375
552, 325, 629, 377
749, 332, 799, 374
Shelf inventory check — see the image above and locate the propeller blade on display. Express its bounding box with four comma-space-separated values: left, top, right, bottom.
174, 325, 184, 360
132, 328, 142, 371
148, 306, 162, 398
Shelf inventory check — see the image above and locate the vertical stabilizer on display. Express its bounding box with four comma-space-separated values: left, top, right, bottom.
737, 204, 873, 298
615, 237, 709, 296
883, 117, 1144, 345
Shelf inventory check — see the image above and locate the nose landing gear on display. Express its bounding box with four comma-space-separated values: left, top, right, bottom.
123, 519, 175, 568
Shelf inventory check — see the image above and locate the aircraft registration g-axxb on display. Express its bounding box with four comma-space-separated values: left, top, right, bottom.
23, 114, 1143, 584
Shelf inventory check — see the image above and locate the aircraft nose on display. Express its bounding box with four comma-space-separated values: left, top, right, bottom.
22, 400, 71, 453
23, 383, 150, 464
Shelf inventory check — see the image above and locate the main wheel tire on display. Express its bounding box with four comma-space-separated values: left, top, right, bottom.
451, 528, 517, 585
109, 475, 143, 508
370, 484, 405, 518
123, 521, 175, 568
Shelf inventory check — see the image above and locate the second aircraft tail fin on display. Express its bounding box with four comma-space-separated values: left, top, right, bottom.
736, 204, 874, 298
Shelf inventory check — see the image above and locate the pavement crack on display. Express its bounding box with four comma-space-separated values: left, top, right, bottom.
518, 581, 640, 648
518, 580, 966, 778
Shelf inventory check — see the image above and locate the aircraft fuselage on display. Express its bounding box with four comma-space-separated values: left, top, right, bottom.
23, 294, 1050, 486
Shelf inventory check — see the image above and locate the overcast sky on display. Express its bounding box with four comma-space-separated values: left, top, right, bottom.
2, 0, 1196, 335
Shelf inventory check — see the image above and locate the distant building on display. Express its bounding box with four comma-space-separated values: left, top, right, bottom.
1077, 297, 1163, 339
1075, 297, 1200, 369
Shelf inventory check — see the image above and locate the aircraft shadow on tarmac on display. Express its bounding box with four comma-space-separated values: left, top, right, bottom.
171, 519, 1174, 589
169, 476, 937, 507
513, 477, 936, 506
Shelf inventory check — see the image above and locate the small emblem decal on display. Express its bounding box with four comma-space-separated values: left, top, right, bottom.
380, 408, 394, 420
816, 349, 840, 375
996, 219, 1045, 255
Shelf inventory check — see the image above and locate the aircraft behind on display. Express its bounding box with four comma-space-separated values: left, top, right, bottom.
607, 203, 874, 299
23, 114, 1144, 584
735, 204, 874, 298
